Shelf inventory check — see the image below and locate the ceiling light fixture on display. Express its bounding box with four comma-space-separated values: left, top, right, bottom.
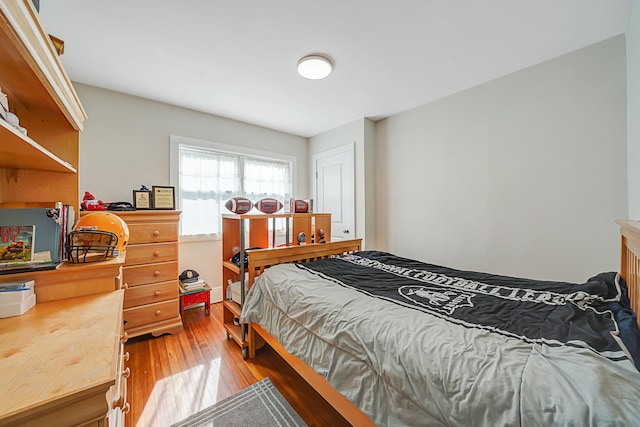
297, 54, 333, 80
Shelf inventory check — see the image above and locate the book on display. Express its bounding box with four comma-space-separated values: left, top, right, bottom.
56, 204, 73, 262
0, 280, 34, 292
0, 207, 64, 264
180, 285, 207, 295
180, 277, 205, 286
180, 278, 206, 293
0, 226, 35, 266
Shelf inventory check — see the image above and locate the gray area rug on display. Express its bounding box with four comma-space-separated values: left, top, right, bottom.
171, 377, 307, 427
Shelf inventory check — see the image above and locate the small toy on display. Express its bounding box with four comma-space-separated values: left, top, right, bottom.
81, 191, 107, 211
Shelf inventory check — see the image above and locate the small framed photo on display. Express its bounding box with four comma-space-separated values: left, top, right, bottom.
133, 190, 152, 210
152, 186, 176, 210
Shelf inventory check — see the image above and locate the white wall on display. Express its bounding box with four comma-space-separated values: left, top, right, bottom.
76, 29, 629, 290
628, 0, 640, 217
308, 118, 376, 248
75, 84, 308, 300
376, 35, 628, 282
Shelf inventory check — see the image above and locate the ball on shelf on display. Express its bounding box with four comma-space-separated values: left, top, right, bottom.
254, 198, 283, 214
225, 197, 253, 214
293, 199, 309, 213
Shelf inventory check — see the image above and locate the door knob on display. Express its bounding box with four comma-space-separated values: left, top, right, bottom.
343, 229, 350, 234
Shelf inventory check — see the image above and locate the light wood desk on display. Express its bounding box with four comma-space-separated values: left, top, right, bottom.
0, 290, 126, 427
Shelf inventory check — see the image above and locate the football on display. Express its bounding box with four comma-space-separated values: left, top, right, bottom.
225, 197, 253, 214
255, 198, 283, 214
293, 199, 309, 213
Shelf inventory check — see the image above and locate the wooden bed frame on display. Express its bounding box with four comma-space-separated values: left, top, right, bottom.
616, 220, 640, 327
245, 222, 640, 425
244, 239, 372, 425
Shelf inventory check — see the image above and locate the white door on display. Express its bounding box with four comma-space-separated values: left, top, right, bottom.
313, 143, 355, 241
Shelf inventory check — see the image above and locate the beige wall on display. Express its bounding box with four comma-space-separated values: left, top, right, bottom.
75, 84, 308, 300
375, 35, 627, 282
628, 0, 640, 217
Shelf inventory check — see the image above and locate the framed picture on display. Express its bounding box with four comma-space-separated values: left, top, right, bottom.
152, 186, 175, 210
133, 190, 152, 210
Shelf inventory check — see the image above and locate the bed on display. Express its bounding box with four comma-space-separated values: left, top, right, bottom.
240, 222, 640, 426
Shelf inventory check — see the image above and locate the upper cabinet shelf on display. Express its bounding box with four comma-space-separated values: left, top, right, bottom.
0, 0, 85, 208
0, 0, 86, 131
0, 0, 86, 175
0, 119, 76, 172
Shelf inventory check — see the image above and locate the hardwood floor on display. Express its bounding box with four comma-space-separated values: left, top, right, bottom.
124, 302, 352, 427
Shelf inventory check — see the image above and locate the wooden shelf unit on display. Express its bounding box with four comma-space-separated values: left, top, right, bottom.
0, 3, 131, 425
221, 212, 331, 357
0, 0, 87, 211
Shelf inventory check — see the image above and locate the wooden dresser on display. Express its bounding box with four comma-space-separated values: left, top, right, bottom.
0, 290, 128, 427
112, 210, 183, 338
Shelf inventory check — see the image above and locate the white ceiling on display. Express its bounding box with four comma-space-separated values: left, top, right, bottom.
39, 1, 632, 138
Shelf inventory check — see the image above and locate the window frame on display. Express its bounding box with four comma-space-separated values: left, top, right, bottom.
170, 134, 297, 242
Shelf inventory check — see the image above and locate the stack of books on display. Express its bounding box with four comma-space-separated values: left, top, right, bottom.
179, 277, 206, 293
0, 205, 74, 274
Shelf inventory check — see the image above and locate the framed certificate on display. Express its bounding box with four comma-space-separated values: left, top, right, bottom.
133, 190, 152, 209
152, 186, 176, 210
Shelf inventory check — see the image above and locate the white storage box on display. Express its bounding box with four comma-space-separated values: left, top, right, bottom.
229, 280, 242, 305
0, 280, 36, 318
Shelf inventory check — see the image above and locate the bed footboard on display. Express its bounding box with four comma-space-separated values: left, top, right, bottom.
244, 239, 370, 425
245, 239, 362, 358
249, 322, 374, 426
245, 239, 362, 286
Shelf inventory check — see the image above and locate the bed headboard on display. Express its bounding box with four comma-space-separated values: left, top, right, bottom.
616, 220, 640, 328
246, 239, 362, 286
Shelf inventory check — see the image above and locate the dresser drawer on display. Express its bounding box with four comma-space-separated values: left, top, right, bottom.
108, 338, 129, 425
128, 222, 178, 244
124, 280, 178, 308
124, 242, 178, 266
123, 261, 178, 287
123, 299, 179, 329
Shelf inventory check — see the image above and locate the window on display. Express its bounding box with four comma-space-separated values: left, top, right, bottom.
170, 136, 294, 238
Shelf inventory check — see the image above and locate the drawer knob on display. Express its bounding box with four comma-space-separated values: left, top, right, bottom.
122, 402, 131, 414
153, 230, 160, 236
122, 367, 131, 378
121, 332, 128, 343
153, 251, 160, 257
122, 283, 129, 290
154, 270, 161, 276
124, 351, 130, 362
155, 310, 162, 316
154, 290, 161, 296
